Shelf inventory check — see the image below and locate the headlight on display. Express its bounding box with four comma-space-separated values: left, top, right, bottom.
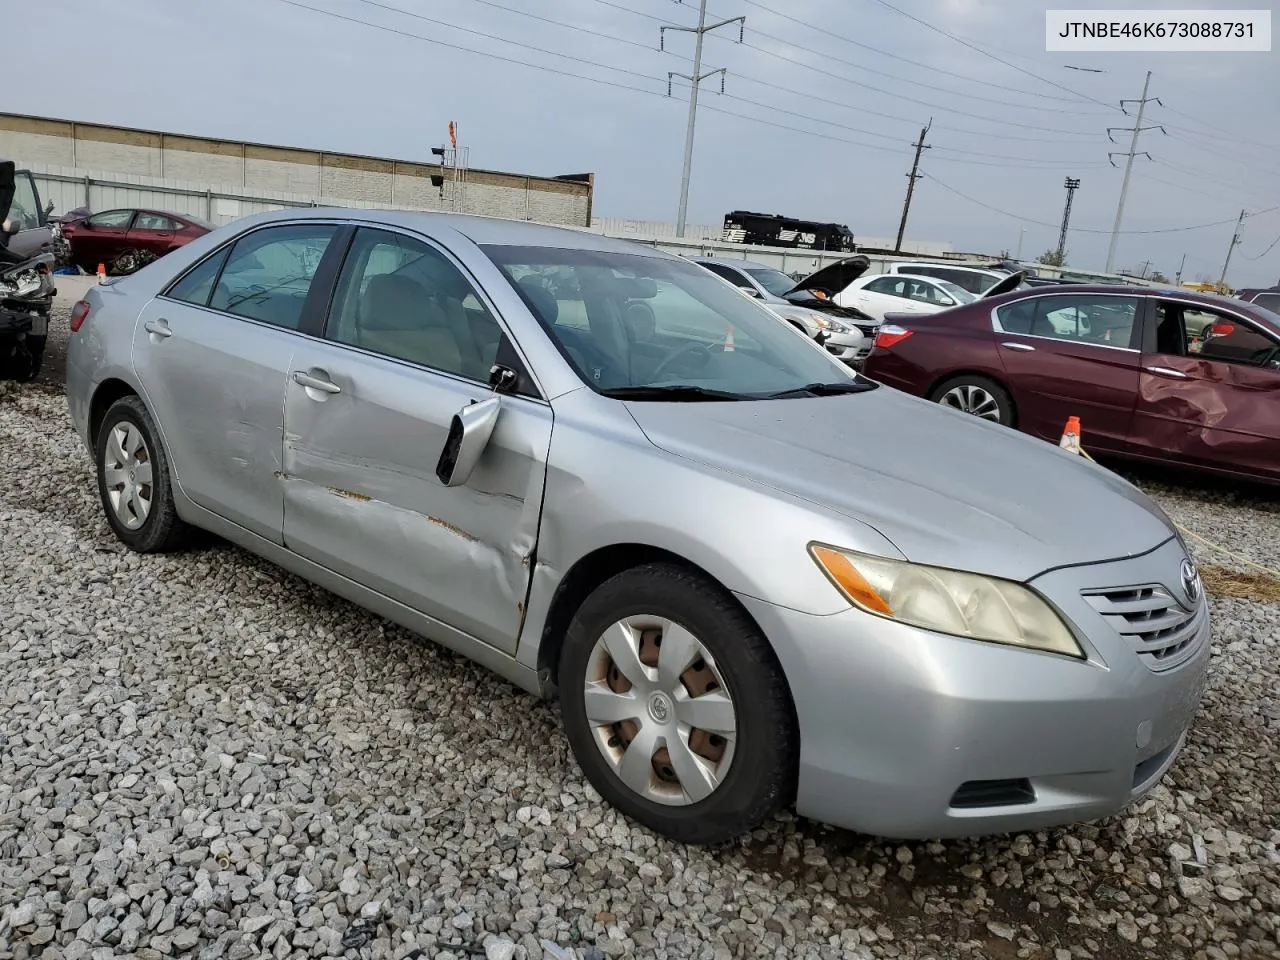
809, 543, 1084, 658
813, 315, 851, 334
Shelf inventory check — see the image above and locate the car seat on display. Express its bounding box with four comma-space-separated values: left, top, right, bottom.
357, 273, 463, 374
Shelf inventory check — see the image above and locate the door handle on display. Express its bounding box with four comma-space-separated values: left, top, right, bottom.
292, 370, 341, 394
144, 319, 173, 339
1145, 365, 1190, 379
1000, 341, 1035, 352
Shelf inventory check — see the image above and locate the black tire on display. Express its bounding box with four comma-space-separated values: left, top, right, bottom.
929, 374, 1014, 426
26, 335, 45, 379
558, 562, 798, 845
94, 395, 190, 552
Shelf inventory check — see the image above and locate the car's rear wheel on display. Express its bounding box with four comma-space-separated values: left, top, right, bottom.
95, 395, 190, 552
930, 375, 1014, 426
558, 562, 797, 845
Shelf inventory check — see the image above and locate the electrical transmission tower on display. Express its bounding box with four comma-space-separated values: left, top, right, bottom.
661, 0, 745, 238
1056, 177, 1080, 264
1104, 70, 1166, 273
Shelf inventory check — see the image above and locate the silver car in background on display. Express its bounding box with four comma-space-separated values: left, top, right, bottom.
689, 255, 877, 365
66, 209, 1210, 844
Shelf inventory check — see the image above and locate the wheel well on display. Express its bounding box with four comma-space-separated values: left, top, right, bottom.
536, 544, 793, 705
927, 370, 1017, 424
88, 379, 139, 447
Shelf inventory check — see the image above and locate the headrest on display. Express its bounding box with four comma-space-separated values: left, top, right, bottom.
361, 273, 435, 331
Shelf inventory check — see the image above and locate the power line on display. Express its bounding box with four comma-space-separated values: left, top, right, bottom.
924, 173, 1278, 235
1242, 232, 1280, 261
863, 0, 1117, 110
732, 0, 1110, 108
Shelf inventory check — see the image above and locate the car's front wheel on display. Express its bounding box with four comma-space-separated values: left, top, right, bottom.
929, 374, 1014, 426
95, 395, 190, 552
558, 562, 797, 845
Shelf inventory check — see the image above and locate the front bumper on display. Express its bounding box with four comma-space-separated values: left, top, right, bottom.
738, 536, 1211, 839
821, 329, 869, 364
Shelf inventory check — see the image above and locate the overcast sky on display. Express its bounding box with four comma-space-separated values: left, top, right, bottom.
16, 0, 1280, 285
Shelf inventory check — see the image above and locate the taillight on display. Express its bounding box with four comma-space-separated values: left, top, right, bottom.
70, 299, 91, 333
874, 324, 914, 349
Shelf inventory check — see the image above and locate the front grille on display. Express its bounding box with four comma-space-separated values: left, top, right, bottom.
1082, 583, 1204, 671
854, 323, 879, 338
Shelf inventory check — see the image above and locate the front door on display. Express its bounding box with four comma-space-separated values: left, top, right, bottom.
75, 209, 135, 270
991, 292, 1143, 449
1128, 298, 1280, 480
280, 225, 552, 653
131, 220, 344, 543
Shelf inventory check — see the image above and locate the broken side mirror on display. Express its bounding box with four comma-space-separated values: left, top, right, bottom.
434, 365, 517, 487
435, 396, 501, 487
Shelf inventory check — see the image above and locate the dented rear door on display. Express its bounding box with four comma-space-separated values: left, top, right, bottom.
280, 340, 552, 655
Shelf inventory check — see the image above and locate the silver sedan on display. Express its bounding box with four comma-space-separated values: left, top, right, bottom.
65, 209, 1211, 844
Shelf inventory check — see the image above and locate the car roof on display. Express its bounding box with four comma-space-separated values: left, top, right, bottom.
218, 206, 676, 258
974, 282, 1280, 326
690, 256, 770, 269
895, 262, 1003, 275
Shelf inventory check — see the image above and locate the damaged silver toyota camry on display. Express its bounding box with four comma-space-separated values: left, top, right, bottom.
66, 209, 1211, 845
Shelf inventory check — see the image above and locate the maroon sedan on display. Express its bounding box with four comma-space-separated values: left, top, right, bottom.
60, 208, 212, 275
861, 284, 1280, 483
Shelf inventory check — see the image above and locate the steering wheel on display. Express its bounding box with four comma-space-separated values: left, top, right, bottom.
651, 341, 713, 382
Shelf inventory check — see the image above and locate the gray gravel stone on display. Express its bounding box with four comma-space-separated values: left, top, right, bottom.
1, 293, 1277, 960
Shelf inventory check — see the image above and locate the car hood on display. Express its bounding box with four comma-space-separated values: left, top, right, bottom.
625, 385, 1175, 582
784, 254, 870, 299
982, 270, 1026, 298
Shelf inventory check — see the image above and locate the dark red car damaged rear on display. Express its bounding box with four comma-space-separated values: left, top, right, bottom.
862, 284, 1280, 484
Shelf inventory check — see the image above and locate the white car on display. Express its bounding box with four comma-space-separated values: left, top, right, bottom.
835, 272, 1021, 323
885, 261, 1023, 295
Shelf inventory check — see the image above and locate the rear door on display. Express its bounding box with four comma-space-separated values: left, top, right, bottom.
991, 292, 1143, 448
841, 276, 935, 320
132, 220, 346, 543
1128, 298, 1280, 480
280, 225, 553, 654
128, 212, 181, 258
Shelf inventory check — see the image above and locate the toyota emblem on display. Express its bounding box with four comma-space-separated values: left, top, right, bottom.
1180, 558, 1201, 604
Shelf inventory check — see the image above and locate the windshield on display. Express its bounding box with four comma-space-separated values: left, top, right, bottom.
935, 279, 977, 304
481, 245, 858, 398
744, 267, 799, 298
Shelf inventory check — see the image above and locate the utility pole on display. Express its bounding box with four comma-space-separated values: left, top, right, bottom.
895, 119, 932, 253
1056, 177, 1080, 264
1015, 226, 1026, 259
1218, 208, 1246, 289
662, 0, 745, 238
1175, 251, 1186, 286
1105, 70, 1166, 273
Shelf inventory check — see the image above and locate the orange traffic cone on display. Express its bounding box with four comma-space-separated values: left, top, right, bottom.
96, 263, 106, 283
723, 325, 735, 352
1059, 415, 1082, 454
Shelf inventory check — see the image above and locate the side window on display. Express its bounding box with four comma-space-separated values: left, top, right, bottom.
134, 213, 179, 230
208, 223, 337, 330
327, 227, 503, 382
906, 280, 950, 305
1000, 296, 1138, 346
88, 210, 135, 229
700, 263, 747, 287
866, 277, 906, 297
10, 172, 41, 228
1179, 305, 1280, 366
165, 247, 231, 307
1034, 296, 1138, 346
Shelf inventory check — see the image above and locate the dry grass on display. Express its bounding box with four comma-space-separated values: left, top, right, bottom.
1200, 563, 1280, 604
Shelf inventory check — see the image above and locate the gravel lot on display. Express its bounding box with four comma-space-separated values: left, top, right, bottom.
1, 286, 1277, 960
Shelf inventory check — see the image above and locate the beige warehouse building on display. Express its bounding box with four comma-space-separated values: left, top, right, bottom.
0, 112, 595, 226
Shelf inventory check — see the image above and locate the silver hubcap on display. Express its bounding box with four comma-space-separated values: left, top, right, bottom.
583, 616, 738, 806
940, 384, 1002, 421
103, 422, 153, 530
